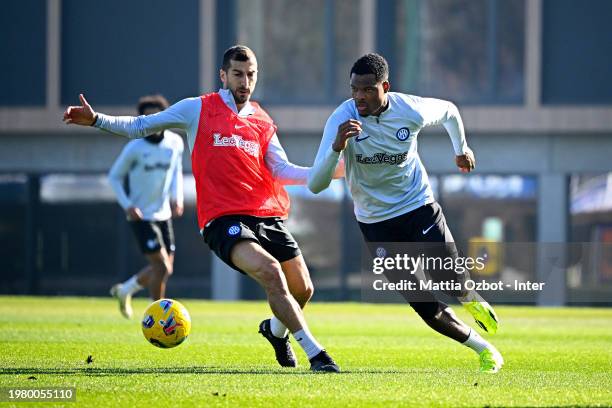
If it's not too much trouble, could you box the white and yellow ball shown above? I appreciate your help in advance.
[141,299,191,348]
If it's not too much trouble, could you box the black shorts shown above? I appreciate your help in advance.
[358,202,454,244]
[202,215,301,274]
[359,202,467,299]
[130,219,176,254]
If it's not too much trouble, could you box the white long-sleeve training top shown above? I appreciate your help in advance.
[308,92,469,224]
[108,131,184,221]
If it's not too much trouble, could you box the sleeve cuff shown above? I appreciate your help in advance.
[93,113,104,128]
[456,146,471,156]
[329,148,341,158]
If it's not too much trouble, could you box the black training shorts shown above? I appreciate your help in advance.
[358,202,467,300]
[202,215,301,274]
[130,219,175,254]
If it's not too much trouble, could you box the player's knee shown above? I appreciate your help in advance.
[255,261,289,296]
[156,265,170,278]
[294,283,314,307]
[302,282,314,303]
[411,301,445,321]
[303,283,314,302]
[149,255,170,277]
[164,263,174,277]
[163,255,174,276]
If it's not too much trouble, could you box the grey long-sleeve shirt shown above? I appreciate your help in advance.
[108,131,184,221]
[308,92,469,224]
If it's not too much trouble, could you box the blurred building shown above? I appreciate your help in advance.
[1,0,611,305]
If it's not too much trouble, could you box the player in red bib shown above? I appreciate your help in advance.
[63,45,340,372]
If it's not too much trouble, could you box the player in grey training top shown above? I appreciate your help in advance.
[308,53,504,373]
[309,80,468,224]
[108,95,184,319]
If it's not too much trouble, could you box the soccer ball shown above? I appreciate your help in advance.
[141,299,191,348]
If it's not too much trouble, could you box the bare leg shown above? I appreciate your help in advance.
[231,241,307,333]
[145,248,172,300]
[422,306,470,343]
[280,255,314,309]
[135,265,153,287]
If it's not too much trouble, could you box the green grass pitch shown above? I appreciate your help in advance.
[1,296,611,407]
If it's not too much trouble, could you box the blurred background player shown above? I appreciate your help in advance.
[309,53,503,373]
[63,45,340,372]
[108,95,184,319]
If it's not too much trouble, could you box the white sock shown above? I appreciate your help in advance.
[119,275,142,297]
[292,328,324,359]
[270,317,289,338]
[462,328,492,354]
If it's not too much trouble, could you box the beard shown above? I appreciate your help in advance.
[145,132,164,144]
[231,88,250,104]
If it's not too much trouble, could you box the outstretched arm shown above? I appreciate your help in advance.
[63,94,198,138]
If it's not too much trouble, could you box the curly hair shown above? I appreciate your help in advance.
[137,94,169,115]
[350,53,389,82]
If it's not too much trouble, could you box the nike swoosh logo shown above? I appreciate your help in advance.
[235,125,247,129]
[355,133,370,142]
[296,337,303,341]
[422,224,436,235]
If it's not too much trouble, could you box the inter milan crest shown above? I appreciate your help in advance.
[395,127,411,141]
[228,225,241,236]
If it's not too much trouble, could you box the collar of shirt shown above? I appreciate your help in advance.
[218,88,256,117]
[355,94,394,123]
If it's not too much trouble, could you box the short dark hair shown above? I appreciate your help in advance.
[350,53,389,82]
[222,45,255,71]
[137,94,169,115]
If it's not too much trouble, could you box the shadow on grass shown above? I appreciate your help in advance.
[0,367,416,376]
